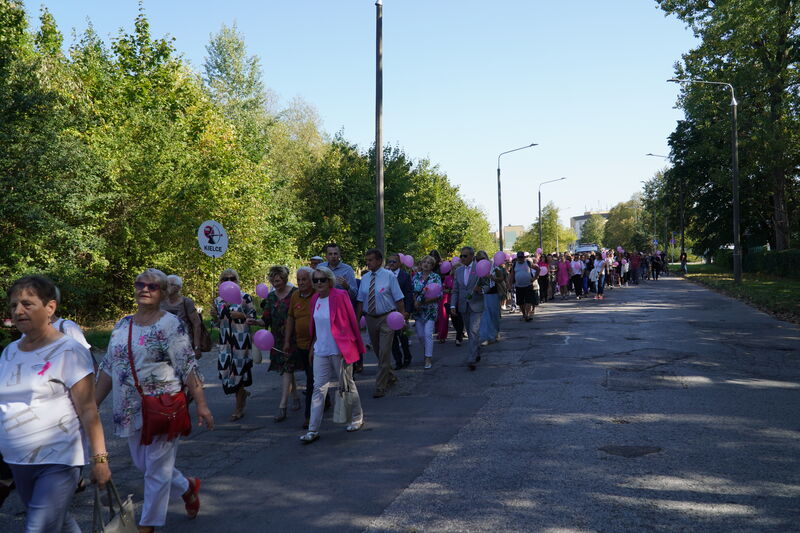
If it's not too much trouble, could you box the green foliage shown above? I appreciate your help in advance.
[580,214,606,246]
[602,195,653,252]
[517,202,576,253]
[658,0,800,250]
[0,2,494,323]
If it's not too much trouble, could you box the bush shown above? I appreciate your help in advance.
[713,248,800,279]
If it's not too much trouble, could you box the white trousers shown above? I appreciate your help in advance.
[414,319,435,358]
[309,354,363,433]
[127,432,190,527]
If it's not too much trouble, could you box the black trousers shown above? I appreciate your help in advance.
[392,331,412,366]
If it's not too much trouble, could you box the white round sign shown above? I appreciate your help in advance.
[197,220,228,258]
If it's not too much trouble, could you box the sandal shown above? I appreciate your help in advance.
[182,477,201,519]
[274,407,287,423]
[299,431,319,444]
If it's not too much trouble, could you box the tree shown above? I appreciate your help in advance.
[518,202,576,253]
[658,0,800,249]
[580,214,606,246]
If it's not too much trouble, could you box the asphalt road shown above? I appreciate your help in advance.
[1,275,799,532]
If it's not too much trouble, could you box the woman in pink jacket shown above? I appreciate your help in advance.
[300,267,366,443]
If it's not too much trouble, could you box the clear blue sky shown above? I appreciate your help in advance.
[30,1,696,231]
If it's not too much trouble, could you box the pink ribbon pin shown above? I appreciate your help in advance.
[37,362,51,375]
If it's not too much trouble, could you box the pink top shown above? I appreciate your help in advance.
[557,261,571,285]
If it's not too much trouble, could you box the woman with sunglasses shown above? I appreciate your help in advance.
[210,268,256,421]
[300,267,365,443]
[96,269,213,533]
[0,275,111,533]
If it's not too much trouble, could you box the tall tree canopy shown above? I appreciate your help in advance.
[658,0,800,251]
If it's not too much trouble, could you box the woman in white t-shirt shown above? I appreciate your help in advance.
[0,275,111,533]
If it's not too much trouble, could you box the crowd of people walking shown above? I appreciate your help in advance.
[0,243,672,532]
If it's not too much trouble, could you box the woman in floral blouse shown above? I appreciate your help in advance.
[96,268,213,533]
[210,268,256,421]
[411,255,442,369]
[249,266,299,423]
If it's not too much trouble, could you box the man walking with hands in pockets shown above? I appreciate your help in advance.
[450,247,488,370]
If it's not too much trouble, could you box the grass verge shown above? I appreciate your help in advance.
[682,263,800,324]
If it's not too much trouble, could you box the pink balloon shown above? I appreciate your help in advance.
[505,252,512,262]
[493,250,506,266]
[476,259,491,277]
[613,261,619,267]
[439,260,452,274]
[359,316,367,329]
[621,259,628,265]
[253,329,274,352]
[601,251,607,260]
[219,281,242,305]
[616,246,624,253]
[255,283,270,299]
[425,283,442,299]
[386,311,405,331]
[452,255,460,264]
[540,266,549,276]
[401,254,414,268]
[536,248,543,255]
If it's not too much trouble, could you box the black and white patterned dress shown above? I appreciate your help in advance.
[213,294,255,394]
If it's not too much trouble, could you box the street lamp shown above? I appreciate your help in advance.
[375,0,384,253]
[497,143,538,251]
[538,177,566,250]
[646,153,685,257]
[668,77,741,284]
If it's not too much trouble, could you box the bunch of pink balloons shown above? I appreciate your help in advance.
[440,260,452,274]
[219,281,242,305]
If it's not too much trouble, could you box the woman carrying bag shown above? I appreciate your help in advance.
[0,275,111,532]
[96,269,214,533]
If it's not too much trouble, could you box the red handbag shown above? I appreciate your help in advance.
[127,320,192,445]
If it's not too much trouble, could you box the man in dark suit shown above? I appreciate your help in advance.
[387,254,414,368]
[450,246,488,370]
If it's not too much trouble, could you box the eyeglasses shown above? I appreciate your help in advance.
[134,281,160,291]
[312,278,328,284]
[221,276,237,282]
[386,259,398,264]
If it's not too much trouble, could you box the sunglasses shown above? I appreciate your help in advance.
[221,276,237,282]
[134,281,161,291]
[387,259,398,264]
[312,278,328,284]
[460,254,470,258]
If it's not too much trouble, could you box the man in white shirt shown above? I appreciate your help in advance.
[356,249,406,398]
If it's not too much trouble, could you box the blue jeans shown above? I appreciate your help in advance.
[9,463,81,533]
[479,293,500,342]
[597,274,605,295]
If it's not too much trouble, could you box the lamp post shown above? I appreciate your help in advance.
[646,153,684,256]
[497,143,538,251]
[538,177,566,250]
[374,0,384,253]
[668,77,741,284]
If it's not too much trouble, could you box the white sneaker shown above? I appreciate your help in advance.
[346,420,364,432]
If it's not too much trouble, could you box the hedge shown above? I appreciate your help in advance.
[713,249,800,279]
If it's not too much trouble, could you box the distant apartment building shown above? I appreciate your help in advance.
[502,224,525,252]
[569,211,609,243]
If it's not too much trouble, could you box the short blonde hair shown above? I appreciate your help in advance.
[314,266,335,285]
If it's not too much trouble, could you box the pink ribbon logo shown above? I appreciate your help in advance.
[37,362,51,376]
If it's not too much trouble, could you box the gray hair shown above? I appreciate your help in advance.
[136,268,168,291]
[296,266,314,279]
[314,266,336,285]
[166,274,183,287]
